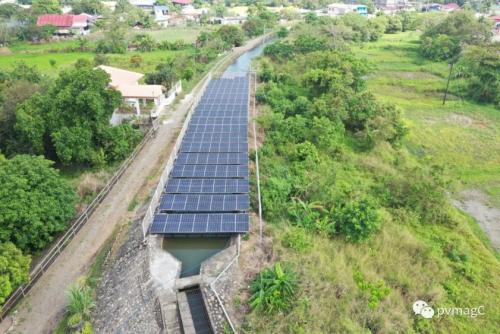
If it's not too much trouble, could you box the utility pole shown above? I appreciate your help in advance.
[442,62,454,106]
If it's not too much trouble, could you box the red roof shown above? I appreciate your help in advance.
[172,0,192,4]
[36,14,88,28]
[443,3,460,10]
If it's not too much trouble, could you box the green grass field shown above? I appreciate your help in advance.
[354,32,500,204]
[0,26,208,75]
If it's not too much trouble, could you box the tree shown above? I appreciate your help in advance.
[385,15,402,34]
[0,80,40,155]
[145,61,177,90]
[95,21,128,54]
[16,67,139,165]
[0,155,76,252]
[0,242,31,305]
[217,25,245,47]
[242,18,264,37]
[420,10,492,60]
[31,0,61,15]
[457,44,500,106]
[132,33,156,52]
[71,0,104,15]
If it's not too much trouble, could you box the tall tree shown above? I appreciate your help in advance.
[0,155,76,252]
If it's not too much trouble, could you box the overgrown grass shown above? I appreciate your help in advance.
[244,31,500,334]
[354,32,500,204]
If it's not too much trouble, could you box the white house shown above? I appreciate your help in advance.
[98,65,164,117]
[154,5,169,26]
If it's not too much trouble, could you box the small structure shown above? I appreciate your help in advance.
[172,0,192,7]
[327,3,368,16]
[130,0,155,11]
[442,3,460,12]
[98,65,165,117]
[421,3,441,12]
[36,14,90,35]
[211,16,247,25]
[154,5,170,26]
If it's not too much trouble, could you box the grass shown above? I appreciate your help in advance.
[353,32,500,204]
[245,31,500,334]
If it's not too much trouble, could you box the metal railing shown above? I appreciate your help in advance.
[0,119,158,321]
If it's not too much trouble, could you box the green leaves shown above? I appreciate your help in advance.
[0,242,30,305]
[14,67,137,166]
[249,263,298,314]
[353,271,391,309]
[333,198,381,243]
[0,155,76,252]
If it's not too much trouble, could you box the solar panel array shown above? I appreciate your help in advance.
[151,77,250,235]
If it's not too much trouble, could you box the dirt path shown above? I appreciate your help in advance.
[1,96,193,334]
[453,190,500,251]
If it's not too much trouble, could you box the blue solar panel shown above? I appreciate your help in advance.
[183,133,247,142]
[159,194,249,212]
[179,142,247,153]
[186,124,247,134]
[165,179,249,193]
[175,153,248,165]
[150,213,249,234]
[171,164,248,178]
[190,117,247,125]
[150,76,251,235]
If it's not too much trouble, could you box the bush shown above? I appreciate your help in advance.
[385,16,402,34]
[333,198,381,242]
[0,242,30,305]
[282,227,312,252]
[67,284,95,319]
[217,25,245,47]
[353,271,391,309]
[249,263,297,313]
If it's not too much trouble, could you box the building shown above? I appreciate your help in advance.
[327,3,368,16]
[97,65,165,117]
[36,14,90,35]
[172,0,192,7]
[129,0,155,11]
[421,3,442,12]
[442,3,460,12]
[154,5,169,26]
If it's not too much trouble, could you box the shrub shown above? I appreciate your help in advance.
[67,284,95,319]
[333,198,381,242]
[353,271,391,309]
[249,263,297,313]
[217,25,245,47]
[282,227,312,252]
[0,242,30,305]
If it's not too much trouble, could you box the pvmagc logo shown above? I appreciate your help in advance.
[413,300,435,319]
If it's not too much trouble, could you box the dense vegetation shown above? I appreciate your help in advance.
[244,15,499,333]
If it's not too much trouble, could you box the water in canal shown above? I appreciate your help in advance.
[163,237,230,278]
[223,38,275,75]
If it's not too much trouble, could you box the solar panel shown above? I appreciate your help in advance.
[150,213,249,234]
[165,179,249,194]
[149,76,251,235]
[159,194,249,212]
[179,142,248,153]
[171,164,248,178]
[183,133,247,142]
[175,153,248,165]
[190,117,247,125]
[186,124,247,134]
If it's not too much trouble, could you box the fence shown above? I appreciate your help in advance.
[0,119,158,321]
